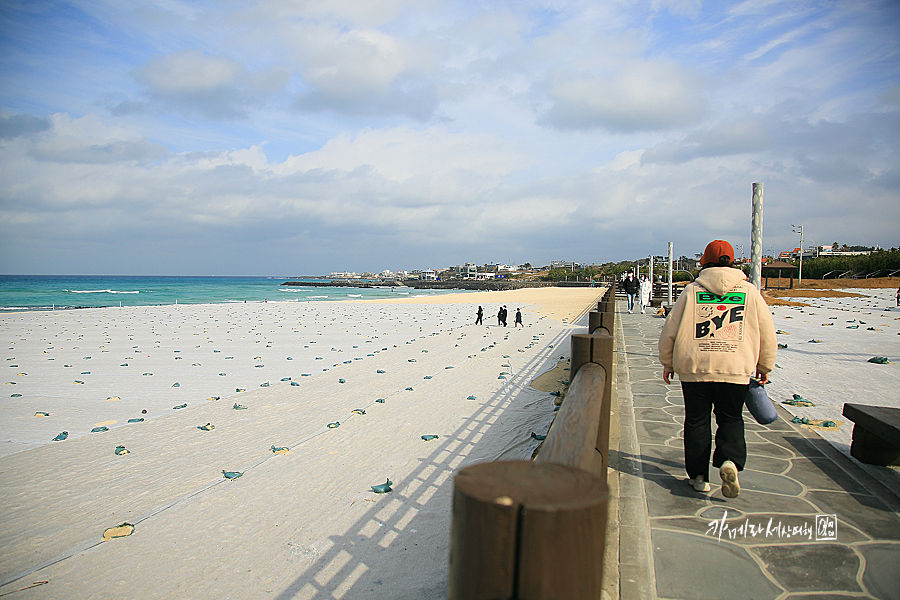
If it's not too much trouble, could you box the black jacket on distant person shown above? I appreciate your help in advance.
[622,276,640,295]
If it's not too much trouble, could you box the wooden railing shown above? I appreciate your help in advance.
[448,285,617,600]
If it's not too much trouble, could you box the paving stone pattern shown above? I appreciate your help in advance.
[615,302,900,600]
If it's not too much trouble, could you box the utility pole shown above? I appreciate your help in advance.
[791,224,804,284]
[667,242,674,306]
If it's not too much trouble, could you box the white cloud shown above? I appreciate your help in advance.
[125,49,289,119]
[538,60,709,132]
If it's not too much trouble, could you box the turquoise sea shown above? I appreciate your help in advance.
[0,275,466,311]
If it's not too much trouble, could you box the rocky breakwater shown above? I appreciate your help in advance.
[281,280,406,288]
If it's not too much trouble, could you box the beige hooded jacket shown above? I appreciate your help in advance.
[658,267,777,384]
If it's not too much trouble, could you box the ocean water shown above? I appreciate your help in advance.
[0,275,467,311]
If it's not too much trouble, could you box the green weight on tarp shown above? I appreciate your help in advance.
[371,479,393,493]
[198,423,214,431]
[115,445,129,455]
[531,432,547,441]
[173,403,187,409]
[550,391,561,397]
[377,370,386,374]
[11,393,21,397]
[233,403,247,410]
[406,387,414,391]
[351,408,366,415]
[421,435,439,441]
[778,343,788,349]
[327,421,340,428]
[820,420,837,427]
[281,377,291,381]
[791,416,809,424]
[91,426,108,433]
[271,445,289,453]
[128,418,144,423]
[52,431,68,441]
[376,398,385,403]
[260,382,269,387]
[223,470,242,480]
[172,382,180,387]
[290,381,299,386]
[783,394,814,407]
[868,356,892,364]
[808,339,822,343]
[338,379,346,383]
[467,395,476,400]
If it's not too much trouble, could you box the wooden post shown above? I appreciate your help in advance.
[588,311,613,336]
[449,461,608,600]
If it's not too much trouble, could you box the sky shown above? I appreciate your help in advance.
[1,0,898,276]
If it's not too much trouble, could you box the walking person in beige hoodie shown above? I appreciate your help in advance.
[658,240,777,497]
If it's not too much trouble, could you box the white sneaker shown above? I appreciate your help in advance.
[690,476,710,492]
[720,461,740,498]
[641,308,645,314]
[628,309,633,313]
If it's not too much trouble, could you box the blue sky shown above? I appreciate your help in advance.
[1,0,898,275]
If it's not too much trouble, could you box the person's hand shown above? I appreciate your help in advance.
[756,370,769,385]
[663,370,674,384]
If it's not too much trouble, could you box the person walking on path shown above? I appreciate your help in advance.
[622,272,640,313]
[501,306,508,327]
[497,306,504,326]
[514,308,523,327]
[639,275,651,314]
[475,306,483,325]
[658,240,777,498]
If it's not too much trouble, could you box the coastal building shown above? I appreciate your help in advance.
[549,261,580,270]
[455,263,479,279]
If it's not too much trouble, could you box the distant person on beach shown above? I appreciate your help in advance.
[658,240,777,499]
[476,306,483,325]
[514,308,523,327]
[639,275,651,314]
[622,272,640,313]
[501,306,508,327]
[896,286,899,306]
[497,306,503,326]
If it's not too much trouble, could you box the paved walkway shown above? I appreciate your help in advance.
[611,302,900,600]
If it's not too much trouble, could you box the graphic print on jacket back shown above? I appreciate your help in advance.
[694,289,745,353]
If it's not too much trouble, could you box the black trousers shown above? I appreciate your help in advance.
[681,381,748,482]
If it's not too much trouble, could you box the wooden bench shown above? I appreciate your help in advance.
[842,403,900,466]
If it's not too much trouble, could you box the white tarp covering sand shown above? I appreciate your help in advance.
[0,287,604,599]
[764,288,900,457]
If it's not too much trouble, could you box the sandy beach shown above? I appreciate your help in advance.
[0,287,605,599]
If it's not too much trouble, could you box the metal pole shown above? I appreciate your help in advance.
[792,224,804,284]
[750,183,764,289]
[648,256,654,300]
[667,242,674,306]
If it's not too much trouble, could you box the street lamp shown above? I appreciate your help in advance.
[735,244,744,263]
[791,224,804,284]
